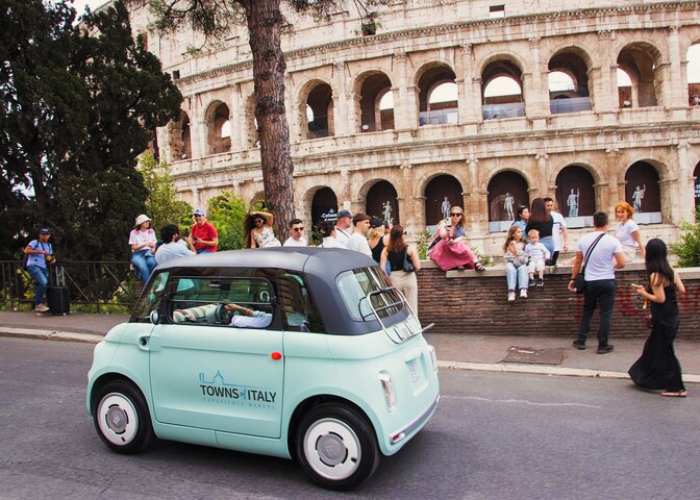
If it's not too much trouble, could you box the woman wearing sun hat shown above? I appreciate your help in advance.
[129,214,157,281]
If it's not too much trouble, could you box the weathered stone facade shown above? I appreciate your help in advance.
[127,0,700,253]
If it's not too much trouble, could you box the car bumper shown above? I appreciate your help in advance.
[384,394,440,455]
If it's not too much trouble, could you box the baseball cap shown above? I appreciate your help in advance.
[337,209,352,219]
[39,228,50,235]
[193,208,205,217]
[370,217,383,228]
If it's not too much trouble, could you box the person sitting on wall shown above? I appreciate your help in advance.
[245,210,281,248]
[188,208,219,254]
[511,205,530,243]
[428,206,486,272]
[614,201,645,262]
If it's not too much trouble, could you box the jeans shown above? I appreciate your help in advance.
[577,279,616,346]
[131,251,156,282]
[540,236,555,257]
[505,262,529,291]
[27,265,49,306]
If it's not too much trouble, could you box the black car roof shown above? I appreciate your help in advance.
[155,247,376,277]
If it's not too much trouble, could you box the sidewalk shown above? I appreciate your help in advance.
[1,311,698,382]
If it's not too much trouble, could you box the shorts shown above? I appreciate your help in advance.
[528,258,546,274]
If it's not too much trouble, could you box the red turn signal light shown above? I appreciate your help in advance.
[271,352,282,361]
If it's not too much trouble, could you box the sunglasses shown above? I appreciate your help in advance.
[450,212,463,217]
[254,219,264,224]
[293,227,304,232]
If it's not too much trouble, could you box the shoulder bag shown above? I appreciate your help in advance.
[574,233,605,294]
[403,248,416,273]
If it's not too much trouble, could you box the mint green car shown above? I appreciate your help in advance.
[87,248,439,490]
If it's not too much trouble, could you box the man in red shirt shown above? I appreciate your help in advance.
[188,208,219,253]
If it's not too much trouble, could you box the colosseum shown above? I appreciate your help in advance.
[126,0,700,254]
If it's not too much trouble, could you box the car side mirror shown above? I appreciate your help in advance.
[149,310,159,325]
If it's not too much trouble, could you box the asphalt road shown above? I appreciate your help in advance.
[1,337,698,500]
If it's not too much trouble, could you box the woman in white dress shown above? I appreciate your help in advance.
[245,211,281,248]
[614,201,645,261]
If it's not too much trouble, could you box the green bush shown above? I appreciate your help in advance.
[207,192,248,251]
[671,208,700,268]
[141,151,193,234]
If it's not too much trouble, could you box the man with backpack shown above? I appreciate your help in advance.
[23,228,55,313]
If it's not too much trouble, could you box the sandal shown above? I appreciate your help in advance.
[660,391,688,398]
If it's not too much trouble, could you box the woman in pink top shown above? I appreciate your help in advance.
[428,206,486,272]
[129,214,157,282]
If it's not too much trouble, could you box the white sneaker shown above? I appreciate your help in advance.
[520,289,528,299]
[507,291,516,302]
[35,304,49,313]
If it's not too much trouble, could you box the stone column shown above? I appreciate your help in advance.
[667,25,688,113]
[458,44,479,130]
[232,84,244,151]
[399,162,417,236]
[340,168,352,210]
[333,62,349,137]
[677,141,696,223]
[535,152,548,198]
[191,187,201,210]
[192,96,207,158]
[524,37,549,126]
[605,147,622,214]
[594,30,618,120]
[393,52,418,131]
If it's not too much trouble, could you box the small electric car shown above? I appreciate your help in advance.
[87,248,439,490]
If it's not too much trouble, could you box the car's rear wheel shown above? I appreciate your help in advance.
[295,403,380,490]
[93,380,153,454]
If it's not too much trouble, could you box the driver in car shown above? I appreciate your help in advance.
[173,302,272,328]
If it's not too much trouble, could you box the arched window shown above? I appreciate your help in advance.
[366,180,400,225]
[311,187,339,226]
[694,161,700,207]
[548,49,593,114]
[625,162,662,224]
[617,68,634,108]
[305,83,334,139]
[688,43,700,106]
[482,60,525,120]
[418,65,458,126]
[424,175,463,226]
[487,171,529,232]
[358,72,393,132]
[169,111,192,160]
[617,43,661,108]
[555,166,596,226]
[206,101,232,154]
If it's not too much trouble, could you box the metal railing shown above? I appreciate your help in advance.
[419,109,459,126]
[550,96,593,114]
[0,260,139,312]
[482,102,525,120]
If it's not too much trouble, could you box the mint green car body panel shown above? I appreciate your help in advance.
[87,252,440,462]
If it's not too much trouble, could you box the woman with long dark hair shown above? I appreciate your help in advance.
[629,238,687,397]
[244,211,281,248]
[525,198,555,258]
[380,225,421,315]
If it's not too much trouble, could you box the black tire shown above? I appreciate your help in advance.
[295,402,380,491]
[92,380,154,454]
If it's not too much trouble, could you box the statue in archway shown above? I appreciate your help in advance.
[440,196,451,221]
[567,187,580,217]
[382,201,393,226]
[503,192,515,220]
[632,184,646,212]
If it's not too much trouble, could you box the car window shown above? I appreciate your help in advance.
[131,271,170,322]
[277,273,325,333]
[337,267,404,322]
[168,276,274,329]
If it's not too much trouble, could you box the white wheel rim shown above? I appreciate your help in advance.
[303,418,362,481]
[97,393,139,446]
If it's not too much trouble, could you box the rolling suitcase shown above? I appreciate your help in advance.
[48,266,70,315]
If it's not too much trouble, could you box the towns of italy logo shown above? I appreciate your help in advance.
[198,370,277,409]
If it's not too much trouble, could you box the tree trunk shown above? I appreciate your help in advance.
[243,0,295,241]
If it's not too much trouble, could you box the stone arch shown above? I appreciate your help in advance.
[548,161,603,188]
[555,165,597,219]
[297,79,335,139]
[168,110,192,161]
[359,179,401,225]
[547,46,594,114]
[694,160,700,208]
[687,42,700,106]
[204,100,231,154]
[487,170,530,224]
[415,62,458,126]
[354,70,394,132]
[424,174,464,225]
[304,185,339,227]
[616,41,664,108]
[624,161,663,222]
[481,56,525,120]
[477,51,527,77]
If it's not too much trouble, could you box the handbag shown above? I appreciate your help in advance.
[574,233,605,294]
[403,250,415,273]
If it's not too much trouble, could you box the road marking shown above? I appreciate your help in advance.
[441,395,603,409]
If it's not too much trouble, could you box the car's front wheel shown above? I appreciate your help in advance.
[93,380,153,454]
[295,403,380,490]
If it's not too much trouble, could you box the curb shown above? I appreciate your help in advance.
[2,327,699,384]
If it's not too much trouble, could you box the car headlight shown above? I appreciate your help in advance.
[378,371,397,411]
[427,345,438,372]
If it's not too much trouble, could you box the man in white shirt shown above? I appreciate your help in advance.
[545,197,568,266]
[346,213,372,257]
[155,224,195,265]
[283,218,308,247]
[568,212,625,354]
[334,210,353,248]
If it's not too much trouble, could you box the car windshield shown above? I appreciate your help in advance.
[337,267,405,322]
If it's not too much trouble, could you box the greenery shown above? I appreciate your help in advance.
[416,229,433,260]
[141,151,193,235]
[0,0,182,261]
[206,192,248,250]
[671,207,700,267]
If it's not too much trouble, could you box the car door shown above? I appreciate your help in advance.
[148,273,285,439]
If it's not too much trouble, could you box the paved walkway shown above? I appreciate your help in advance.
[2,311,698,380]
